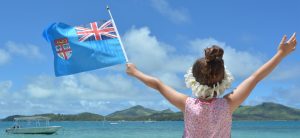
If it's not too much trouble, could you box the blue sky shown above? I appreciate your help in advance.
[0,0,299,118]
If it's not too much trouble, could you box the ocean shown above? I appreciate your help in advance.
[1,121,300,138]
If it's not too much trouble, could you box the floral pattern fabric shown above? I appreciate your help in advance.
[183,97,232,138]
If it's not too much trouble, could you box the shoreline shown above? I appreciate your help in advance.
[1,120,300,122]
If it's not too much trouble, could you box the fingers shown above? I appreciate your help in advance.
[292,33,297,43]
[280,35,287,45]
[287,32,296,43]
[291,39,297,48]
[290,33,297,46]
[126,63,137,69]
[292,32,296,41]
[126,62,133,67]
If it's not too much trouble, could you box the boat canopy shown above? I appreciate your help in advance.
[14,116,50,121]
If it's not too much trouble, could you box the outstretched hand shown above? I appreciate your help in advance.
[126,63,138,76]
[278,33,297,57]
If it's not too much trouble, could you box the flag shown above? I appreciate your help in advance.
[43,20,126,76]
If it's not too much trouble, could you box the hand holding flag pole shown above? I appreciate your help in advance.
[106,5,129,63]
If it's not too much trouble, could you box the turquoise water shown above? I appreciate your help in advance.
[1,121,300,138]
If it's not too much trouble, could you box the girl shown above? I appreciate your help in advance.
[126,33,297,138]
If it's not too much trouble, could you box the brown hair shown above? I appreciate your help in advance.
[192,45,225,88]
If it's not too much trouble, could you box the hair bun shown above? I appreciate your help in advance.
[204,45,224,62]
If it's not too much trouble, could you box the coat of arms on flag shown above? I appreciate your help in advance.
[54,38,72,60]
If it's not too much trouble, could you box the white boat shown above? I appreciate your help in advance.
[5,116,62,135]
[143,119,156,123]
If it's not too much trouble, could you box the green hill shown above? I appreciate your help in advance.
[1,112,104,121]
[2,102,300,121]
[233,102,300,120]
[106,106,182,121]
[106,102,300,121]
[107,105,158,121]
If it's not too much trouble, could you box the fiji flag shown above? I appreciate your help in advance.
[43,20,126,76]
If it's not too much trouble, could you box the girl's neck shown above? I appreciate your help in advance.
[197,97,216,104]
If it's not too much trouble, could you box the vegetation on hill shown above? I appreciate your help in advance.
[1,112,104,122]
[233,102,300,120]
[2,102,300,121]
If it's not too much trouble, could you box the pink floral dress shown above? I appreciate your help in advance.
[183,97,232,138]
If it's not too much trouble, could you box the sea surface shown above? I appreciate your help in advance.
[1,121,300,138]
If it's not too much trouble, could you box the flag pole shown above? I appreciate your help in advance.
[106,5,129,63]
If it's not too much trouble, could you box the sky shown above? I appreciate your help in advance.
[0,0,300,118]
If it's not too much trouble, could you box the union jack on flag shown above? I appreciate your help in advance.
[75,20,118,42]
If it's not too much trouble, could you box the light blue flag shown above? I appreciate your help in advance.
[43,20,126,76]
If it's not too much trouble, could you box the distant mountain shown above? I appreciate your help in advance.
[1,115,24,122]
[106,106,182,121]
[107,105,158,121]
[1,112,104,122]
[52,112,104,121]
[2,102,300,121]
[233,102,300,120]
[106,102,300,121]
[160,109,174,114]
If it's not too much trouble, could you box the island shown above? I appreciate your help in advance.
[2,102,300,121]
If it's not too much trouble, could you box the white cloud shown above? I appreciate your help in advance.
[272,85,300,107]
[0,73,165,117]
[79,100,110,109]
[245,84,300,108]
[270,64,300,81]
[26,84,54,99]
[0,41,44,65]
[151,0,189,23]
[0,49,10,65]
[1,27,279,118]
[0,27,195,116]
[124,27,169,71]
[24,73,145,101]
[189,38,263,78]
[124,27,193,89]
[0,37,188,117]
[157,72,185,89]
[5,41,44,59]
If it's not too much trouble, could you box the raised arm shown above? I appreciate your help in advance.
[126,63,188,111]
[225,33,297,113]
